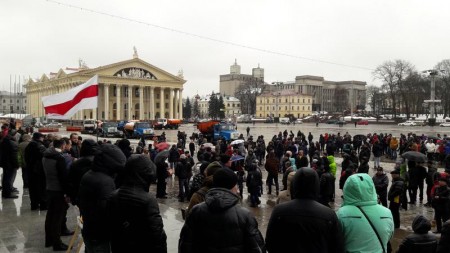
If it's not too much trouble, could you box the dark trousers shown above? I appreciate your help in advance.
[435,209,450,232]
[156,178,166,198]
[45,191,67,246]
[21,166,29,188]
[178,178,189,201]
[409,186,418,203]
[418,181,424,202]
[426,184,433,204]
[389,201,400,228]
[29,171,47,208]
[1,167,16,196]
[378,191,388,207]
[266,174,279,194]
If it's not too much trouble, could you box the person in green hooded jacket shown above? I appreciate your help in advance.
[337,173,394,253]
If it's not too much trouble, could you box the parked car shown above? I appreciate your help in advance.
[440,122,450,127]
[295,119,303,124]
[326,119,338,124]
[357,120,369,125]
[398,121,417,126]
[45,121,62,128]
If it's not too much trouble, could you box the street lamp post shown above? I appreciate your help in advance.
[423,69,443,126]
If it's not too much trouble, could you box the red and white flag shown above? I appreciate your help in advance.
[42,75,98,119]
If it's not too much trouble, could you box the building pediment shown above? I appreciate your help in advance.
[80,58,185,83]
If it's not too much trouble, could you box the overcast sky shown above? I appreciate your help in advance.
[1,0,450,98]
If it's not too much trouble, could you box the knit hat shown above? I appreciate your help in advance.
[213,168,238,189]
[32,132,44,140]
[390,170,400,175]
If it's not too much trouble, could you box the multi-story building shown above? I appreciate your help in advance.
[25,51,186,120]
[197,93,241,118]
[219,60,264,97]
[0,91,26,114]
[267,75,366,112]
[256,89,313,118]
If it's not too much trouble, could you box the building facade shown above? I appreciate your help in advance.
[25,56,186,120]
[197,93,241,118]
[0,91,26,114]
[267,75,366,112]
[256,89,313,118]
[219,60,264,97]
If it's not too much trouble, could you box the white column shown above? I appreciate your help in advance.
[160,88,165,118]
[174,89,179,118]
[179,88,183,119]
[139,86,144,120]
[116,85,121,120]
[150,87,155,119]
[104,84,110,120]
[128,85,133,120]
[169,88,174,119]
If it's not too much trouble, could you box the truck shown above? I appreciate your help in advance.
[98,121,123,137]
[153,118,182,130]
[81,119,97,134]
[196,120,240,141]
[123,121,154,139]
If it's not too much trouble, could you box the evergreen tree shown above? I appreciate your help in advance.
[193,99,200,118]
[183,97,192,119]
[208,92,218,119]
[218,95,226,119]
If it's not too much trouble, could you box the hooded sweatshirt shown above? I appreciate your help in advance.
[337,174,394,253]
[327,155,337,177]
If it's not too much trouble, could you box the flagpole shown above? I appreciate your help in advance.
[96,80,99,142]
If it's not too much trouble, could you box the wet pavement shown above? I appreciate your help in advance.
[1,122,447,252]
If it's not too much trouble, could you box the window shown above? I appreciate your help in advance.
[10,99,12,103]
[16,100,19,103]
[165,103,168,108]
[113,86,117,96]
[298,99,300,103]
[227,103,230,107]
[135,88,139,97]
[273,106,275,110]
[124,87,128,97]
[285,98,287,102]
[308,99,311,103]
[285,106,287,110]
[297,106,299,110]
[24,100,26,103]
[303,99,305,103]
[165,94,168,99]
[303,106,304,110]
[267,106,269,110]
[260,114,262,117]
[156,103,160,109]
[273,99,275,103]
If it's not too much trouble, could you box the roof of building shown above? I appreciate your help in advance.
[197,93,240,102]
[259,89,312,97]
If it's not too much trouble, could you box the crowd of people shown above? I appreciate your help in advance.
[1,120,450,252]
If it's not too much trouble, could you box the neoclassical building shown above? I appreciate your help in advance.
[25,54,186,121]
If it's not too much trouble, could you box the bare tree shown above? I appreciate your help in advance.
[373,60,414,118]
[235,79,267,115]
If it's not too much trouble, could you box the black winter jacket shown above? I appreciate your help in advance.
[388,178,404,201]
[78,144,126,241]
[179,188,265,253]
[107,154,166,253]
[42,147,68,193]
[373,173,389,195]
[437,220,450,253]
[397,215,437,253]
[68,155,94,205]
[24,139,46,175]
[320,171,335,197]
[0,135,19,170]
[175,160,192,179]
[266,167,344,253]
